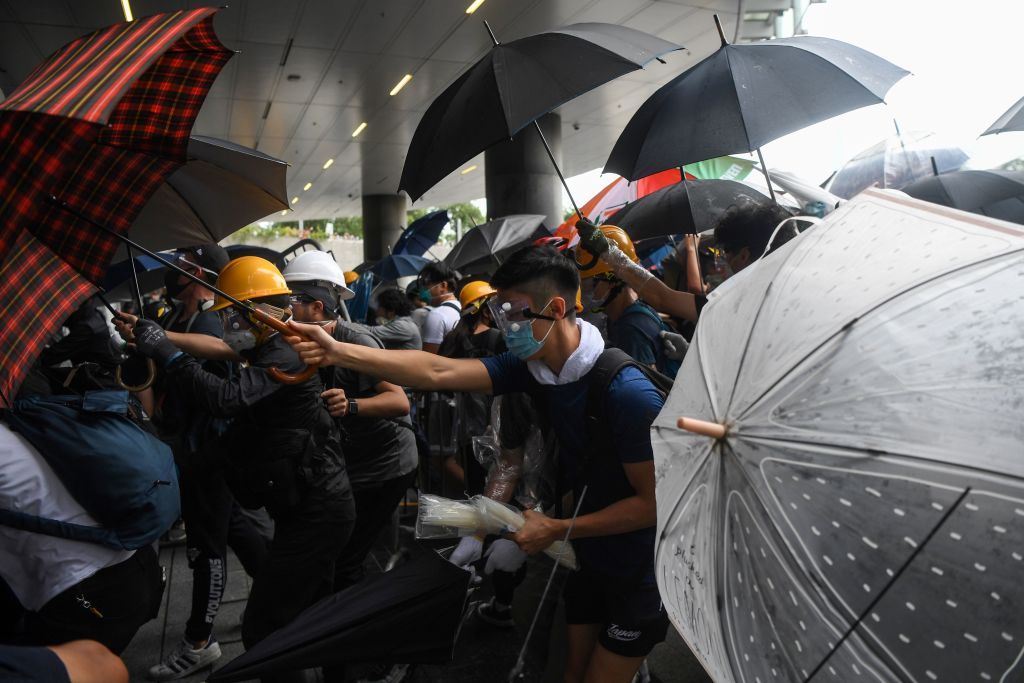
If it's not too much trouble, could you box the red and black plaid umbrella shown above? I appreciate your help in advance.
[0,8,233,405]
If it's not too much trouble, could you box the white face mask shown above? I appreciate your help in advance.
[223,328,257,352]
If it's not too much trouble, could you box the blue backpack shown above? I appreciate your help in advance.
[0,390,180,550]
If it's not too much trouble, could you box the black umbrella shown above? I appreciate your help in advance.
[902,170,1024,225]
[399,22,680,216]
[608,178,771,240]
[443,214,548,276]
[604,15,908,200]
[982,95,1024,136]
[209,553,471,682]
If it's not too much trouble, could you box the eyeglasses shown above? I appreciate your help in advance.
[288,294,317,305]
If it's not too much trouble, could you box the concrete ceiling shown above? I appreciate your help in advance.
[0,0,809,220]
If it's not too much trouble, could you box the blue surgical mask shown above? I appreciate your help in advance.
[503,301,555,360]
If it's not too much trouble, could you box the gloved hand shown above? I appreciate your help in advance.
[449,535,483,569]
[575,218,609,259]
[483,538,528,575]
[133,319,181,367]
[659,329,689,361]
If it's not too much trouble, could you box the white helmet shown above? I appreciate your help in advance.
[282,250,355,301]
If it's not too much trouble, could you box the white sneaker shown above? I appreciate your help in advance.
[356,663,411,683]
[147,637,222,681]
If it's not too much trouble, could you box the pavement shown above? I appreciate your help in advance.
[121,522,712,683]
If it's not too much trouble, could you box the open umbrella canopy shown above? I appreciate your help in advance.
[605,27,908,181]
[0,8,232,406]
[902,170,1024,225]
[370,254,433,282]
[394,210,449,257]
[827,131,969,200]
[102,251,175,302]
[653,189,1024,683]
[400,23,679,201]
[443,214,548,276]
[209,553,471,682]
[982,94,1024,136]
[608,179,771,241]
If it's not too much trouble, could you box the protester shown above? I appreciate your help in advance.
[363,288,422,350]
[0,641,129,683]
[712,202,798,274]
[115,245,271,681]
[128,256,355,669]
[416,263,461,354]
[578,227,682,379]
[405,281,432,335]
[286,246,667,683]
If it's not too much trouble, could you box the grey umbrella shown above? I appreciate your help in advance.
[443,214,547,276]
[605,16,908,200]
[982,95,1024,136]
[114,135,289,258]
[654,189,1024,683]
[902,169,1024,225]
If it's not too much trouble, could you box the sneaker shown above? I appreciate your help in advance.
[475,598,514,628]
[356,663,411,683]
[147,637,221,681]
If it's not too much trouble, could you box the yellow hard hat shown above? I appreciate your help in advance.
[211,256,291,311]
[575,225,638,280]
[343,270,359,285]
[459,280,497,312]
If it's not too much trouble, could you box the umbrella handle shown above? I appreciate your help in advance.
[574,247,601,272]
[677,416,727,439]
[115,358,157,392]
[247,306,319,385]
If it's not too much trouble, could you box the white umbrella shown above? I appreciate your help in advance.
[653,189,1024,683]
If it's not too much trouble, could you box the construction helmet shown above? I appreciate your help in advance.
[459,280,497,313]
[574,225,638,280]
[343,271,359,285]
[283,251,355,301]
[211,256,291,311]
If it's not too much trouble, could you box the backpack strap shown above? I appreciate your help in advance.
[0,508,122,549]
[439,301,462,313]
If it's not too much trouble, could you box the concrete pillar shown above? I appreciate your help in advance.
[361,193,407,262]
[485,112,563,229]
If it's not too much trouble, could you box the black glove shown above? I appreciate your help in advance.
[575,218,608,257]
[133,319,181,367]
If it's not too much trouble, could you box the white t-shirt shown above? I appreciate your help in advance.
[422,299,462,345]
[0,424,132,611]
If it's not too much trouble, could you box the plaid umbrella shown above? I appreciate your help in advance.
[0,8,232,406]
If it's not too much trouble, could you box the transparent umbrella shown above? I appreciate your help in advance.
[653,189,1024,683]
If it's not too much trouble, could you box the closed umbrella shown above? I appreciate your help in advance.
[902,169,1024,225]
[393,209,449,257]
[443,215,547,276]
[982,94,1024,136]
[605,15,908,200]
[607,179,771,241]
[654,189,1024,683]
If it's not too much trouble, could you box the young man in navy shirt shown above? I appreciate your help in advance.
[286,246,668,683]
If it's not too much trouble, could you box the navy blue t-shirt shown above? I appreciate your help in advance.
[609,302,680,379]
[481,351,664,578]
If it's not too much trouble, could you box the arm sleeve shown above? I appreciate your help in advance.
[167,357,281,418]
[421,310,447,345]
[480,352,533,396]
[607,367,664,464]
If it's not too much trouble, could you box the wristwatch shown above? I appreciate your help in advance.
[348,398,359,416]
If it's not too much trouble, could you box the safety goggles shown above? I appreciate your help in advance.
[172,250,212,276]
[288,293,318,306]
[487,297,555,335]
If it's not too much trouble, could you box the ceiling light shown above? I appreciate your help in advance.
[390,74,413,96]
[280,210,288,216]
[352,122,367,137]
[291,197,299,205]
[460,164,478,174]
[303,182,312,191]
[323,158,334,170]
[121,0,133,21]
[465,0,485,14]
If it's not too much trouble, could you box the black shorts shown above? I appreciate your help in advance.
[563,569,669,658]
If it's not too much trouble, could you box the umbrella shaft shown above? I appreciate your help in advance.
[532,120,584,221]
[755,148,777,202]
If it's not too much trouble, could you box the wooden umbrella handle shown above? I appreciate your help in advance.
[248,307,319,386]
[115,357,157,392]
[677,417,727,439]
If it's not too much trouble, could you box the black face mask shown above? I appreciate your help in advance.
[163,270,190,299]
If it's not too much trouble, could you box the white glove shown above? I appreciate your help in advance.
[449,535,483,568]
[604,243,654,287]
[659,329,689,361]
[483,538,528,575]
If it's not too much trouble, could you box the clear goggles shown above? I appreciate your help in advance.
[487,297,556,335]
[172,250,213,276]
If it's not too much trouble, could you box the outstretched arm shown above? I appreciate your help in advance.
[286,321,493,393]
[604,243,699,322]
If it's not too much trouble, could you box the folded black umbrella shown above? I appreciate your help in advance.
[209,554,471,682]
[902,170,1024,225]
[608,179,771,241]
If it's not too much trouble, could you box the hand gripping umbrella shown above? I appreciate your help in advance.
[399,23,680,218]
[653,189,1024,683]
[902,169,1024,226]
[605,15,909,201]
[209,553,472,682]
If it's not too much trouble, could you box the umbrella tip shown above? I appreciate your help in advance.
[677,416,727,439]
[713,14,729,46]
